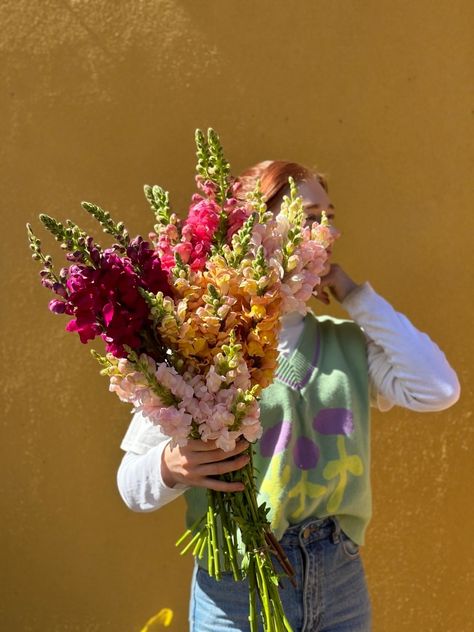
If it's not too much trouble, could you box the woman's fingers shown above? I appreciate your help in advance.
[198,452,250,478]
[314,290,330,305]
[189,439,250,464]
[186,439,221,451]
[163,438,251,491]
[200,477,246,493]
[317,262,359,303]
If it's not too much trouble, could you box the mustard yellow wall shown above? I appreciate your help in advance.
[2,1,472,630]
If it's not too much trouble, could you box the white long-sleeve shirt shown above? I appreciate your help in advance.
[116,282,460,513]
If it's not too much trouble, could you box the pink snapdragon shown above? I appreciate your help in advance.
[240,400,262,443]
[157,406,193,446]
[156,363,195,402]
[109,370,149,403]
[152,224,179,272]
[106,351,261,451]
[224,197,249,240]
[180,195,221,271]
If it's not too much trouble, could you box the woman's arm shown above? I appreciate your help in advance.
[117,411,249,512]
[117,441,188,512]
[341,281,461,412]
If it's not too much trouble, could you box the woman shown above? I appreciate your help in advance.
[117,160,460,631]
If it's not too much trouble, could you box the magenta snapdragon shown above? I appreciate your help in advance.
[49,245,168,357]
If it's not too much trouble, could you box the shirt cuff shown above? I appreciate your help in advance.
[341,281,374,313]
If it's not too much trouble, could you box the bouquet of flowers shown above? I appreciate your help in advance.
[27,129,335,632]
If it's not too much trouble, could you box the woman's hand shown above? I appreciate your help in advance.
[161,438,250,492]
[316,263,361,305]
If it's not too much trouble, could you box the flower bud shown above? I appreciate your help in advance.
[48,298,66,314]
[53,282,67,297]
[90,248,101,265]
[41,277,54,289]
[287,255,299,271]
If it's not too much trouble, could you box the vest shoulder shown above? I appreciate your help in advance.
[307,311,361,332]
[306,310,366,346]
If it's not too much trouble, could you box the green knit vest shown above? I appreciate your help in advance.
[184,311,371,558]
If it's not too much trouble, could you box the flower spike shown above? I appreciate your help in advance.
[144,184,177,231]
[80,201,130,248]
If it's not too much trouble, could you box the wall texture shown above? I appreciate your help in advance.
[2,1,473,630]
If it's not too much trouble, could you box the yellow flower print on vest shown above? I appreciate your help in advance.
[323,435,363,513]
[288,436,326,519]
[260,452,292,530]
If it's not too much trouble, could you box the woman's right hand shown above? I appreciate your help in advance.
[161,438,250,492]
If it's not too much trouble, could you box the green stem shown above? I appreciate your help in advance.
[207,511,214,577]
[180,530,202,556]
[248,556,259,632]
[175,513,205,548]
[217,492,241,580]
[192,533,206,557]
[255,554,275,632]
[207,491,221,580]
[197,534,207,559]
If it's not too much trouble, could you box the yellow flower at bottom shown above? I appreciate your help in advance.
[140,607,174,630]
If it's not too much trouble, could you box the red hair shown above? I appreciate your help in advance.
[236,160,328,207]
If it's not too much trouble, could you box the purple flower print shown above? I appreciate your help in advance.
[293,436,320,470]
[313,408,354,436]
[260,421,292,457]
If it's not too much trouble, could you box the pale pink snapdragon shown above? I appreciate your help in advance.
[250,221,281,257]
[215,429,243,452]
[206,365,227,393]
[199,403,235,442]
[240,400,262,443]
[109,370,149,403]
[310,222,334,249]
[134,388,167,420]
[155,363,194,401]
[157,406,193,446]
[273,213,291,242]
[226,359,251,390]
[215,386,237,408]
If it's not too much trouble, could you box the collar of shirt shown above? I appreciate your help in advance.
[278,311,305,357]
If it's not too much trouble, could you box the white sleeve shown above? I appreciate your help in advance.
[341,282,461,413]
[116,411,189,512]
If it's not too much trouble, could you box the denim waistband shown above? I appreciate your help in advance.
[279,516,341,547]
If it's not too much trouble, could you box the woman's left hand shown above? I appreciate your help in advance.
[315,263,361,305]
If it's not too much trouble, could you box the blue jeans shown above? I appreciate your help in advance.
[189,516,372,632]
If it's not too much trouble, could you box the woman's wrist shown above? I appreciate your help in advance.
[340,281,370,306]
[161,443,177,489]
[325,264,361,303]
[336,277,359,302]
